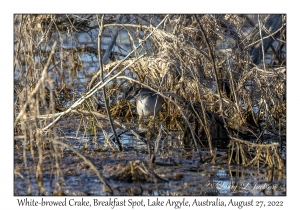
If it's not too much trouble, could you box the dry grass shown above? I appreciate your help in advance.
[14,14,286,195]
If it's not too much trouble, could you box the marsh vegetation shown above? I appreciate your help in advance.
[14,14,286,195]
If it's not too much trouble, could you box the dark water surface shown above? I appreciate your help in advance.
[14,127,286,196]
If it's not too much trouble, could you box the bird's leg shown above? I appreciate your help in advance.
[151,96,160,128]
[138,115,142,127]
[138,115,146,130]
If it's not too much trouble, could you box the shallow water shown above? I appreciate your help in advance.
[14,127,286,196]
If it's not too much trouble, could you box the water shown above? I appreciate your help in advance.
[14,127,286,196]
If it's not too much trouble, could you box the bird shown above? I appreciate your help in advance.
[126,88,163,121]
[134,88,163,120]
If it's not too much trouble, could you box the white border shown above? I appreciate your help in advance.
[3,0,296,209]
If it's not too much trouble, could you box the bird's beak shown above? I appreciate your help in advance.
[125,93,135,100]
[124,86,135,100]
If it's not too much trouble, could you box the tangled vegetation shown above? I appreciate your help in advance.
[14,14,286,195]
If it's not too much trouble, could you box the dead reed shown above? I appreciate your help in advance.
[14,14,286,195]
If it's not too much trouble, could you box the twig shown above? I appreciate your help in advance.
[258,15,267,71]
[97,14,122,151]
[14,41,57,128]
[244,23,286,49]
[87,15,123,90]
